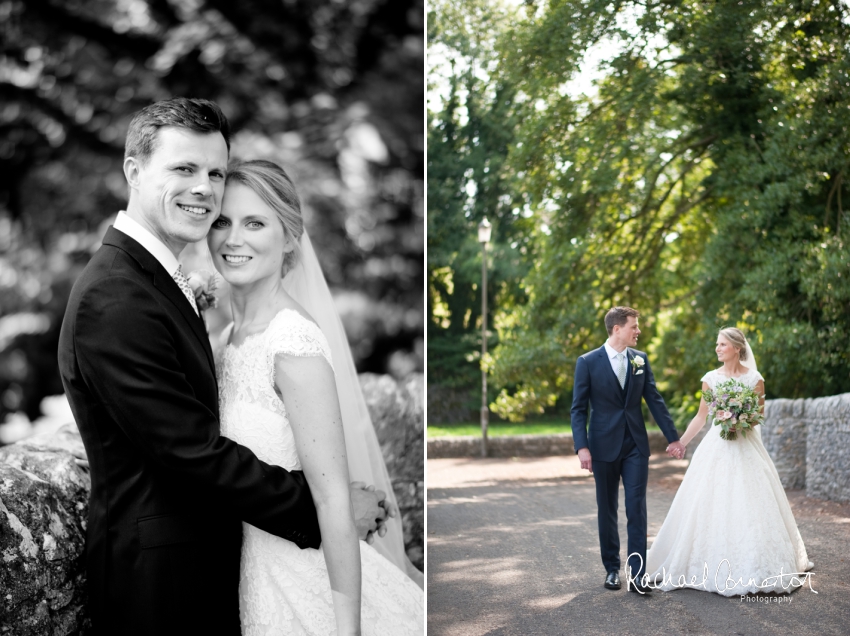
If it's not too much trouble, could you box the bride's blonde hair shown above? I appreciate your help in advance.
[225,159,303,276]
[718,327,748,361]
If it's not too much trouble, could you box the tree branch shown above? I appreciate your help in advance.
[23,0,162,60]
[0,82,122,155]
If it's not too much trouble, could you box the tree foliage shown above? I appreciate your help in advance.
[427,0,530,418]
[0,0,423,422]
[429,0,850,423]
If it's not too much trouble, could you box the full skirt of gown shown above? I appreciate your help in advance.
[646,369,811,596]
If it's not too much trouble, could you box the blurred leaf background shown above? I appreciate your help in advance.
[0,0,423,437]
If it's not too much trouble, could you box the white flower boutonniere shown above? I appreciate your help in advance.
[630,355,645,375]
[187,270,220,312]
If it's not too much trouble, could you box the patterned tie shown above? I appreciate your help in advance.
[172,264,199,316]
[616,352,627,389]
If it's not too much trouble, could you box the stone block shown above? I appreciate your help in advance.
[0,424,90,635]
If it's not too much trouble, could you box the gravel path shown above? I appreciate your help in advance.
[427,455,850,635]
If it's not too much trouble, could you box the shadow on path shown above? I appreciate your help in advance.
[427,455,850,636]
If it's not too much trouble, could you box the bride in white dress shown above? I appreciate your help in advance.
[207,159,423,634]
[646,328,811,596]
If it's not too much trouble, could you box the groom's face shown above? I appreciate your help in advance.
[615,316,641,347]
[126,126,228,254]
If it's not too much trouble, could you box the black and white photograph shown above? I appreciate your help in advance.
[0,1,424,634]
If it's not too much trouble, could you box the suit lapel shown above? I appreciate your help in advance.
[155,274,216,374]
[102,227,216,377]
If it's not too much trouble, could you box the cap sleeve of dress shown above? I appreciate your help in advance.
[700,370,715,387]
[265,310,334,391]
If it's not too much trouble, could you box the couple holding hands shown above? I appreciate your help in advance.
[571,307,811,596]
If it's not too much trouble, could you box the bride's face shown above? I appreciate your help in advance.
[715,335,740,362]
[208,182,290,287]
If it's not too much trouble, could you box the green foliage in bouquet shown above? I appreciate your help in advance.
[703,379,764,441]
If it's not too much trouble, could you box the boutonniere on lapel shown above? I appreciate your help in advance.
[630,355,645,375]
[187,270,220,312]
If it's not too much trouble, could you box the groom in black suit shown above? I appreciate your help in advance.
[571,307,684,594]
[58,98,390,635]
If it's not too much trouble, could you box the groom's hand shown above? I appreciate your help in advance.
[349,481,397,544]
[577,448,593,473]
[350,482,381,542]
[666,441,686,459]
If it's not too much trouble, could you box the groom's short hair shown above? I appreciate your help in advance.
[605,306,640,335]
[125,97,231,165]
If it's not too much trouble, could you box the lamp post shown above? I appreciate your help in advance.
[477,217,492,458]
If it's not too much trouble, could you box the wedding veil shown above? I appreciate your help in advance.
[740,340,759,375]
[281,231,413,577]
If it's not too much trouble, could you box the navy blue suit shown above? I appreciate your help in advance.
[570,345,679,581]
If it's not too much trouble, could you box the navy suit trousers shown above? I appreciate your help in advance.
[592,426,649,581]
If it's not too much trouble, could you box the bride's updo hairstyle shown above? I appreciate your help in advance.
[225,159,303,275]
[719,327,748,361]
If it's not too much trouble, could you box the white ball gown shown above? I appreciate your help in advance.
[646,368,812,596]
[216,309,424,635]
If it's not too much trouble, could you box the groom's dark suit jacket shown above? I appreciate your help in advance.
[571,346,678,461]
[58,228,321,636]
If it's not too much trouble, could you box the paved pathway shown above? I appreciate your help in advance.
[427,455,850,635]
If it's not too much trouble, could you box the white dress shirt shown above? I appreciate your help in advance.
[604,341,629,376]
[113,211,181,277]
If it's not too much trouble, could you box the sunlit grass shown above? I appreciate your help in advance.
[427,422,663,437]
[427,422,570,438]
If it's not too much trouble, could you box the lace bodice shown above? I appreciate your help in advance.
[701,367,764,391]
[215,309,333,471]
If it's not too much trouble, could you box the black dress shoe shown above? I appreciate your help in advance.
[627,581,652,595]
[604,571,621,590]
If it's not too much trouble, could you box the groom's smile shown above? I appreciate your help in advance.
[177,203,212,216]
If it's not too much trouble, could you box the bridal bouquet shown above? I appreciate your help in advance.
[703,379,764,440]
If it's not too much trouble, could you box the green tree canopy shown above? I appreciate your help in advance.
[429,0,850,424]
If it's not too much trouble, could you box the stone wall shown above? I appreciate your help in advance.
[0,374,423,635]
[804,393,850,502]
[0,426,90,635]
[427,430,678,459]
[430,393,850,503]
[762,398,808,490]
[359,373,424,570]
[761,393,850,501]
